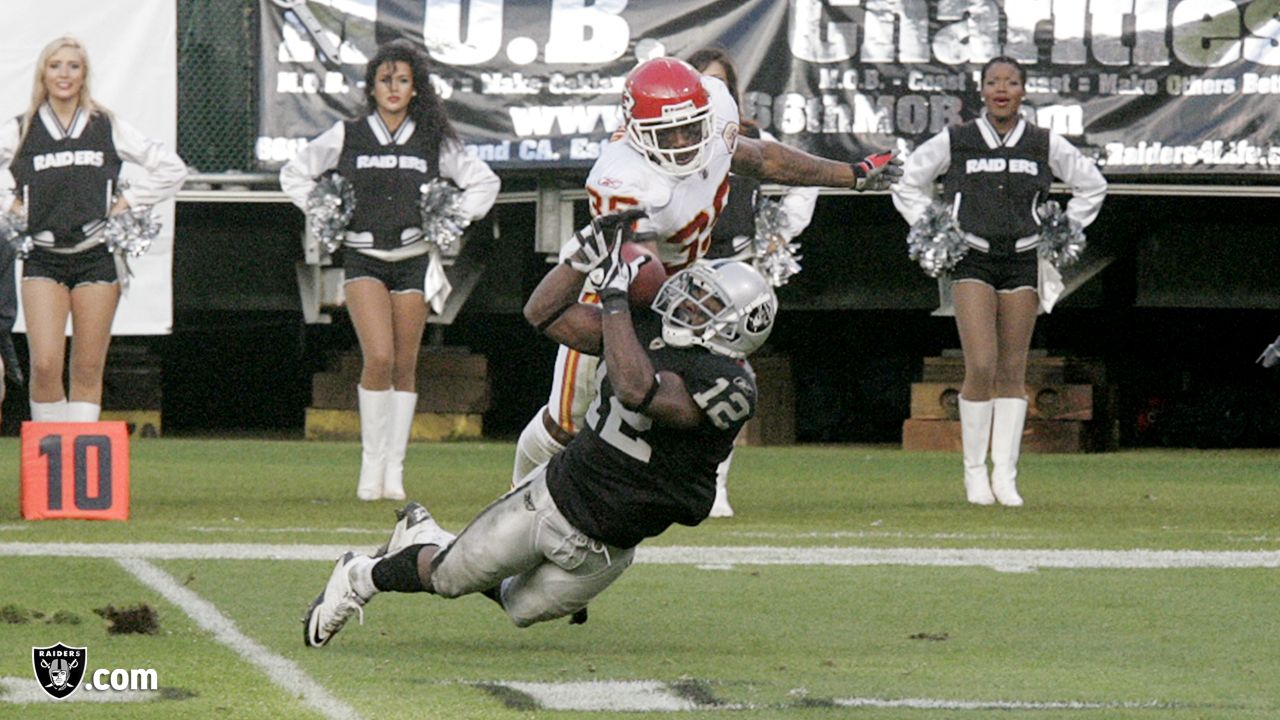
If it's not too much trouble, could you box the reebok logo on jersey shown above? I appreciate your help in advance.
[965,158,1039,176]
[355,154,429,173]
[33,150,104,171]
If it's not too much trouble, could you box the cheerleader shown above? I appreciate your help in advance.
[893,56,1106,506]
[281,40,499,501]
[688,47,819,518]
[0,36,188,423]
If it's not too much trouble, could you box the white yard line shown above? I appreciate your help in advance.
[0,678,149,704]
[832,697,1174,710]
[0,542,1278,570]
[114,558,362,720]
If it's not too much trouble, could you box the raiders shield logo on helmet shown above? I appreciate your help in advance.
[32,643,87,699]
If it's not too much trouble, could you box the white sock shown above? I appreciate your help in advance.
[66,401,101,423]
[511,409,566,488]
[346,555,379,601]
[31,399,68,422]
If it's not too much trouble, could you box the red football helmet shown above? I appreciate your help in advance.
[622,58,714,177]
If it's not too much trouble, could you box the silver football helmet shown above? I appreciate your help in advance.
[651,260,777,359]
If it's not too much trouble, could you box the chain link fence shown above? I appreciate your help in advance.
[177,0,258,173]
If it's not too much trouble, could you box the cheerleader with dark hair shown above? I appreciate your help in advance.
[282,40,500,501]
[893,56,1106,506]
[0,35,187,424]
[686,47,818,518]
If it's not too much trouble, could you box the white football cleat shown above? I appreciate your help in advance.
[303,552,370,648]
[375,502,455,558]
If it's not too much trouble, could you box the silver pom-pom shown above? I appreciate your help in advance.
[418,178,469,253]
[306,173,356,254]
[906,202,968,278]
[751,198,802,287]
[104,206,162,258]
[1036,200,1086,269]
[0,208,31,258]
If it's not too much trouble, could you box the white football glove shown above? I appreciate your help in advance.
[599,242,652,295]
[564,209,647,280]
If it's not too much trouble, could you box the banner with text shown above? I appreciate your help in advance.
[258,0,1280,177]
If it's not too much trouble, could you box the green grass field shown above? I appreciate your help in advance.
[2,439,1278,719]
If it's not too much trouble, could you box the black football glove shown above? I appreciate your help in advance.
[851,149,903,191]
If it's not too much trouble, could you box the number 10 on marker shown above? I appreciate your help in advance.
[20,422,131,521]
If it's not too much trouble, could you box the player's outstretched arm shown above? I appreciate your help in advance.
[732,136,902,191]
[524,263,603,355]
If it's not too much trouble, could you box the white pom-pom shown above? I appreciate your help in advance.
[306,173,356,254]
[906,203,968,278]
[418,178,469,253]
[0,208,31,258]
[751,198,803,287]
[104,206,162,258]
[1036,200,1087,269]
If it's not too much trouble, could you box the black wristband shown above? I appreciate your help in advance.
[599,289,630,315]
[635,373,661,413]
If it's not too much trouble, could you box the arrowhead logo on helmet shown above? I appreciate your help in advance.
[622,58,715,178]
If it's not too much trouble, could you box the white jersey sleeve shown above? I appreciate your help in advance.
[703,75,740,164]
[760,129,818,240]
[892,129,950,226]
[111,115,189,208]
[437,139,501,222]
[1048,132,1107,228]
[279,121,345,210]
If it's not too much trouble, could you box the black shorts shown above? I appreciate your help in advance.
[342,251,429,294]
[951,248,1037,292]
[23,245,118,289]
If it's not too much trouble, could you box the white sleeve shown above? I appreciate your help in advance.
[760,129,818,240]
[111,116,189,207]
[0,118,18,212]
[279,121,345,210]
[1049,133,1107,228]
[892,130,950,226]
[776,185,818,240]
[437,139,500,222]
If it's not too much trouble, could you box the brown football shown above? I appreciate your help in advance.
[620,243,667,307]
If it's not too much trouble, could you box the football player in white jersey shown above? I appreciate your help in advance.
[512,56,901,486]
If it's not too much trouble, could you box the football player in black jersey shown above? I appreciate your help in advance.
[894,57,1106,506]
[303,213,777,646]
[0,36,187,424]
[282,41,499,502]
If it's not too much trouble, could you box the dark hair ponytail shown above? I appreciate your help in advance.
[686,46,759,137]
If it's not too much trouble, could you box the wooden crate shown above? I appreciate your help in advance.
[740,353,795,446]
[311,347,490,415]
[308,347,490,439]
[902,417,1113,453]
[904,353,1117,453]
[910,383,1095,421]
